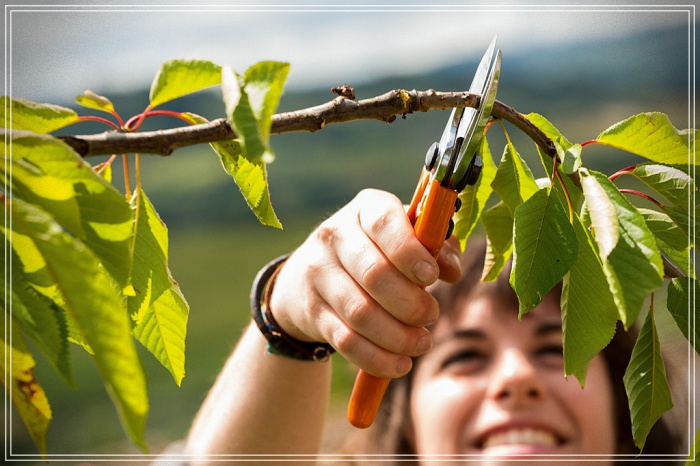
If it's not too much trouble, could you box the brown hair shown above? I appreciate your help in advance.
[340,237,678,463]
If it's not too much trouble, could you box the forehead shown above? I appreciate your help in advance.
[432,282,562,338]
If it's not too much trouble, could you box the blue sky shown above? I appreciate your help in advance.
[6,1,694,103]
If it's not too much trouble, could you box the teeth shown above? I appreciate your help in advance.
[482,428,557,449]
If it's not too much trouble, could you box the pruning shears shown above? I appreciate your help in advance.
[347,37,502,429]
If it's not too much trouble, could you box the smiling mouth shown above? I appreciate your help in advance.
[481,428,560,450]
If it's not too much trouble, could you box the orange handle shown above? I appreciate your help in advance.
[347,371,391,428]
[347,177,458,428]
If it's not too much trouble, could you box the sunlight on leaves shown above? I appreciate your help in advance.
[1,97,79,133]
[1,327,52,456]
[129,186,189,385]
[631,163,696,210]
[10,198,149,450]
[75,90,115,114]
[128,187,171,320]
[149,59,222,108]
[134,286,189,386]
[580,168,619,258]
[6,240,73,387]
[223,67,268,164]
[7,131,133,289]
[183,112,282,228]
[596,112,697,166]
[583,171,664,327]
[243,61,290,146]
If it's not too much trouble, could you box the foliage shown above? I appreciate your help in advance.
[1,58,697,456]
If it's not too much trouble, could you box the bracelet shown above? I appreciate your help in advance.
[250,254,335,362]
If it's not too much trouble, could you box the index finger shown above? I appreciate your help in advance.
[355,189,439,287]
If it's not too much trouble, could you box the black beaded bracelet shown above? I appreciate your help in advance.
[250,254,335,362]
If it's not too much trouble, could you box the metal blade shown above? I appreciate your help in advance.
[449,41,501,189]
[432,37,501,188]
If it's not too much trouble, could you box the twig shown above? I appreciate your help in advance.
[58,89,556,158]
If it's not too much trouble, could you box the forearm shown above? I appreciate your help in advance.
[185,321,332,461]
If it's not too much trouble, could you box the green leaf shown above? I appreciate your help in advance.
[6,131,133,289]
[527,113,583,197]
[662,204,698,248]
[75,90,115,114]
[218,62,289,228]
[454,137,496,250]
[6,237,73,386]
[560,214,618,385]
[581,170,664,327]
[510,187,577,316]
[623,308,673,451]
[1,97,79,133]
[1,326,52,456]
[526,113,575,151]
[10,198,149,449]
[491,139,539,215]
[183,112,282,228]
[128,187,171,319]
[667,277,699,355]
[595,112,696,165]
[580,168,619,258]
[7,155,85,238]
[630,163,696,209]
[639,208,694,279]
[149,59,222,108]
[128,187,189,385]
[222,67,270,164]
[242,61,290,147]
[480,201,513,282]
[133,286,189,386]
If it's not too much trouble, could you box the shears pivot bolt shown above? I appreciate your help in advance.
[455,155,484,192]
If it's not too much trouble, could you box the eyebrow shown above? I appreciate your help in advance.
[434,329,486,347]
[434,321,563,347]
[535,322,563,336]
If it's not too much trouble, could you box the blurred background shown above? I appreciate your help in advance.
[5,0,696,462]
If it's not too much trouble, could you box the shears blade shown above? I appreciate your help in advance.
[434,37,501,191]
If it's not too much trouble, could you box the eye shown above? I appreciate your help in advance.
[440,349,486,372]
[537,344,563,356]
[536,344,564,365]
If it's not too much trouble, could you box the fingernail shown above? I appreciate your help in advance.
[448,250,462,275]
[397,356,412,375]
[414,260,438,285]
[417,334,432,354]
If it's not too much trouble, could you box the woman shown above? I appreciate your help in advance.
[184,189,677,464]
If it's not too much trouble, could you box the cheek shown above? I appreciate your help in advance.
[410,376,481,453]
[558,356,617,452]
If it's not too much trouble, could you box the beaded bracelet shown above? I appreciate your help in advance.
[250,254,335,362]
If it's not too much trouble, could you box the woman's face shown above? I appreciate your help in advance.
[409,284,616,465]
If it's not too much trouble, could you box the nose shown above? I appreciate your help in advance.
[486,348,546,407]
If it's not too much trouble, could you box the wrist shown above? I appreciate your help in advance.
[251,254,335,362]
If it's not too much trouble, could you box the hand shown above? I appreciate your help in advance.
[268,189,462,378]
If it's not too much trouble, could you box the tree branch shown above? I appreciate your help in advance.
[58,89,556,158]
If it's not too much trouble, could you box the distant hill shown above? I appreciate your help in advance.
[58,25,689,230]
